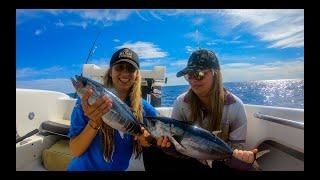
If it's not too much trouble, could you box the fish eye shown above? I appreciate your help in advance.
[151,120,157,127]
[81,79,87,86]
[145,118,156,127]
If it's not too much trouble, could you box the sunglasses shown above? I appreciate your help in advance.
[184,70,211,81]
[113,63,137,73]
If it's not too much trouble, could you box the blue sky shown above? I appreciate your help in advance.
[16,9,304,93]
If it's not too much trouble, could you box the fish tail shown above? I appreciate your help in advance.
[70,77,78,89]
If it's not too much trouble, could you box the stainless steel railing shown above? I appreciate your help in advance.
[253,112,304,130]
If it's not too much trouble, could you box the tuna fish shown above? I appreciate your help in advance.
[71,75,233,161]
[143,116,233,160]
[71,75,143,136]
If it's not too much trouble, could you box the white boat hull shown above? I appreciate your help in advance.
[16,88,304,171]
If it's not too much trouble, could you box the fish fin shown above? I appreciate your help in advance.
[212,130,222,136]
[138,122,145,126]
[175,120,196,126]
[245,149,270,171]
[255,149,270,159]
[143,116,194,125]
[171,134,186,149]
[172,134,183,143]
[206,160,213,168]
[251,160,263,171]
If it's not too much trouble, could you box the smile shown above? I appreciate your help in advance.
[119,78,130,83]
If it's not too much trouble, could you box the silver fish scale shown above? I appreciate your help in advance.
[102,89,135,118]
[102,109,139,134]
[182,133,228,159]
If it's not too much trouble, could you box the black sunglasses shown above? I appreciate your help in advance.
[184,70,211,81]
[113,63,137,73]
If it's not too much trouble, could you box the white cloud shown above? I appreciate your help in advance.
[16,66,64,78]
[135,11,148,21]
[69,21,88,29]
[192,17,204,25]
[80,9,132,22]
[116,41,168,59]
[159,9,219,16]
[206,41,217,46]
[90,58,109,68]
[221,60,304,82]
[149,11,164,21]
[72,64,83,68]
[34,26,46,36]
[233,35,241,40]
[158,9,304,49]
[206,39,244,45]
[165,72,188,86]
[34,29,42,35]
[17,9,133,28]
[185,30,207,43]
[140,60,163,68]
[218,54,264,63]
[242,45,255,48]
[222,63,253,68]
[170,60,187,67]
[18,9,303,49]
[185,46,197,54]
[221,9,280,27]
[16,68,40,78]
[221,9,304,49]
[267,32,304,49]
[16,78,74,94]
[16,9,40,25]
[55,19,64,27]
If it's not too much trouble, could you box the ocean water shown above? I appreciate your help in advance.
[68,79,304,109]
[161,79,304,109]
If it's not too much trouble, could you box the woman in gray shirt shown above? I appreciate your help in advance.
[157,49,258,171]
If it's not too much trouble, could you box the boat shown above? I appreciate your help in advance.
[16,64,304,171]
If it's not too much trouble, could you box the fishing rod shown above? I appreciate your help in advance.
[72,30,102,98]
[80,30,102,76]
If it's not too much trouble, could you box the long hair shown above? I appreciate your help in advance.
[101,68,143,161]
[189,69,225,132]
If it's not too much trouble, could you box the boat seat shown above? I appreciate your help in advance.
[42,138,74,171]
[40,120,70,137]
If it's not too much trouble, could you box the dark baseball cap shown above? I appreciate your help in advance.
[176,49,220,77]
[110,48,140,69]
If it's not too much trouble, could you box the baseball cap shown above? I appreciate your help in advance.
[176,49,220,77]
[110,48,140,69]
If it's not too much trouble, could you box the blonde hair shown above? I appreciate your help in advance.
[101,68,143,161]
[189,70,225,132]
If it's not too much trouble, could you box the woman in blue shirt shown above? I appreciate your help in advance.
[67,48,157,171]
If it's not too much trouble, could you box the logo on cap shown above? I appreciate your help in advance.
[118,49,133,59]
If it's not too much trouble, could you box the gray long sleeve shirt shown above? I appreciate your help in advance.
[171,91,248,149]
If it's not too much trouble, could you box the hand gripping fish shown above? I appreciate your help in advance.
[143,116,233,161]
[71,75,143,136]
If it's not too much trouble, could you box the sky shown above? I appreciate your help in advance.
[16,9,304,93]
